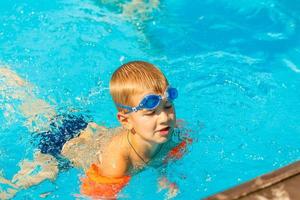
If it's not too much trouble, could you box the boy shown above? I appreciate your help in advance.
[0,61,190,199]
[73,61,191,199]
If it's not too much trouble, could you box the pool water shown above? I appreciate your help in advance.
[1,0,300,199]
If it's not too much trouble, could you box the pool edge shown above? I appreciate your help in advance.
[204,160,300,200]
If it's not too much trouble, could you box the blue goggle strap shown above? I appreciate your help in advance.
[115,104,136,113]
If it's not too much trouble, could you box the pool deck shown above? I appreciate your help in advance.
[205,160,300,200]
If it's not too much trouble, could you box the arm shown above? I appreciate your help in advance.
[98,138,130,178]
[80,136,131,199]
[156,127,193,199]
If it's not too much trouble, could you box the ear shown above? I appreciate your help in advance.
[117,112,133,130]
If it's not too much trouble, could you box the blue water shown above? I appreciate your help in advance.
[1,0,300,199]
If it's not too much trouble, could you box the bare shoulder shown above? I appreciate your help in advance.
[98,130,131,178]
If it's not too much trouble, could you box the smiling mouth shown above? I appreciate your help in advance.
[160,127,170,131]
[158,127,171,136]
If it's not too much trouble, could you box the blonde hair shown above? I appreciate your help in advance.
[110,61,168,111]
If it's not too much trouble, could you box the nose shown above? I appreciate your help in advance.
[158,106,169,124]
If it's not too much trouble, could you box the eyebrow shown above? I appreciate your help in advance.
[143,109,155,113]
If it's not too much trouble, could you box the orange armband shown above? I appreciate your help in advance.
[81,164,131,199]
[165,138,193,161]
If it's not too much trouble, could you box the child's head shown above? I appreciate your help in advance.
[110,61,176,144]
[110,61,169,112]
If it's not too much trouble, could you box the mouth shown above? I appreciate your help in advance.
[158,127,171,136]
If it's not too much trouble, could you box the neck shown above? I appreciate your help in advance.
[127,131,162,161]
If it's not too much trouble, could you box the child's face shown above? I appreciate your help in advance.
[127,89,176,144]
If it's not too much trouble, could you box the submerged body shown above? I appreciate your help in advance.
[68,122,190,198]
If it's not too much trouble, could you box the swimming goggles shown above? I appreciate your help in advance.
[116,86,178,113]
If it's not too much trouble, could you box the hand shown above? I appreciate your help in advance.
[175,119,185,128]
[158,177,179,199]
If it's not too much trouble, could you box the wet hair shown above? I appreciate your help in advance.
[109,61,168,112]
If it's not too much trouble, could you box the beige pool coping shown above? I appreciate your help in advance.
[204,160,300,200]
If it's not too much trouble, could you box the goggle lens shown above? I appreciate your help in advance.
[142,87,178,110]
[167,87,178,100]
[143,95,161,110]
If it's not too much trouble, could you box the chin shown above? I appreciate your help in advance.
[157,135,171,144]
